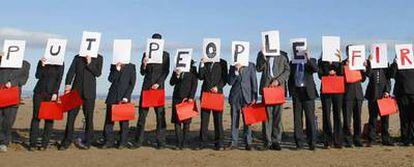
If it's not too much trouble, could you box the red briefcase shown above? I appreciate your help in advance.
[176,101,198,121]
[378,97,399,116]
[263,86,285,105]
[344,66,362,83]
[111,103,136,121]
[242,103,268,126]
[0,86,20,108]
[321,76,345,94]
[38,102,64,120]
[141,89,165,108]
[60,90,83,112]
[201,92,224,112]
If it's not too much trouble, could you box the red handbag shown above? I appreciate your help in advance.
[0,86,20,108]
[321,76,345,94]
[38,102,64,120]
[111,103,136,121]
[344,66,362,83]
[377,97,399,116]
[263,87,285,105]
[242,103,268,125]
[176,101,198,121]
[141,89,165,108]
[60,90,83,112]
[200,92,224,112]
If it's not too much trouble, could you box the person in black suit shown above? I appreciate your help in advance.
[318,51,344,149]
[29,58,64,151]
[0,58,30,153]
[102,62,136,149]
[170,60,198,150]
[59,54,103,150]
[134,33,170,149]
[341,52,366,148]
[198,58,228,150]
[389,59,414,146]
[288,50,318,150]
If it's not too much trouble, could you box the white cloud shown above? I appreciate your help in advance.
[0,27,63,49]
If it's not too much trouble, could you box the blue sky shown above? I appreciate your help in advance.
[0,0,412,97]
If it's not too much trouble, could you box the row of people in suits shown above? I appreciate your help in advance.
[1,34,414,152]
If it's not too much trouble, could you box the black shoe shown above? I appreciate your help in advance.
[117,144,127,150]
[225,144,237,150]
[296,143,304,150]
[156,143,166,150]
[258,144,270,151]
[382,141,395,146]
[344,142,353,148]
[245,145,252,151]
[101,143,115,149]
[38,145,47,151]
[366,141,375,147]
[58,144,69,151]
[198,143,206,150]
[214,143,224,151]
[333,144,343,149]
[323,142,332,149]
[354,141,363,147]
[309,144,316,151]
[76,141,90,150]
[270,143,281,151]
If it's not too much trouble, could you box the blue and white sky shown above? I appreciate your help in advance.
[0,0,412,97]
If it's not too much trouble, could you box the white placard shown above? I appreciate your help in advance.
[348,45,366,70]
[231,41,249,66]
[322,36,341,62]
[174,48,193,72]
[0,40,26,68]
[395,44,414,70]
[370,43,388,69]
[291,38,307,64]
[112,39,132,64]
[203,38,221,62]
[261,30,280,56]
[146,39,165,64]
[79,31,101,58]
[44,38,67,65]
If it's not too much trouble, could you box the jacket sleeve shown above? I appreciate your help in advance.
[256,51,267,72]
[189,67,198,99]
[227,65,241,86]
[305,58,318,73]
[65,56,77,85]
[86,56,103,77]
[198,62,206,80]
[140,53,148,76]
[16,61,30,86]
[274,56,290,85]
[388,62,398,79]
[53,64,64,94]
[218,60,228,88]
[124,65,136,100]
[35,61,43,79]
[108,65,120,83]
[251,64,258,101]
[169,71,179,86]
[156,52,170,86]
[364,61,374,78]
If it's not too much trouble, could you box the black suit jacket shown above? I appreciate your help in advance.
[198,59,228,94]
[288,58,319,100]
[170,66,198,101]
[389,62,414,97]
[364,61,390,100]
[65,55,103,100]
[33,61,64,95]
[106,64,137,104]
[318,59,344,93]
[140,51,170,90]
[342,62,366,101]
[0,60,30,100]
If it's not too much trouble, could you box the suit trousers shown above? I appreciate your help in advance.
[61,98,95,146]
[103,104,129,146]
[30,93,54,147]
[293,97,316,147]
[135,106,166,145]
[230,100,252,146]
[262,105,283,146]
[0,106,18,145]
[200,109,224,146]
[321,94,343,146]
[343,99,362,144]
[397,96,414,144]
[367,100,390,143]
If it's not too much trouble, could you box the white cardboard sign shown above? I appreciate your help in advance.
[291,38,307,64]
[322,36,341,62]
[203,38,221,62]
[44,38,67,65]
[146,39,165,64]
[112,39,132,64]
[79,31,101,58]
[370,43,388,69]
[395,44,414,70]
[1,40,26,68]
[231,41,249,66]
[261,30,280,56]
[348,45,366,70]
[174,48,193,72]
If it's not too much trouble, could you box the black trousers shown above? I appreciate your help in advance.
[0,106,18,145]
[293,97,316,146]
[367,100,390,143]
[321,94,343,146]
[200,109,224,146]
[30,93,54,147]
[61,98,95,147]
[135,106,166,145]
[103,104,129,146]
[342,99,362,144]
[397,95,414,144]
[171,99,191,146]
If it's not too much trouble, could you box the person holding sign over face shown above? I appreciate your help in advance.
[288,45,318,150]
[29,39,65,151]
[101,39,136,149]
[0,40,30,153]
[170,50,198,149]
[389,44,414,146]
[256,31,290,150]
[133,33,170,149]
[59,31,103,150]
[318,36,344,149]
[198,38,228,151]
[341,45,366,148]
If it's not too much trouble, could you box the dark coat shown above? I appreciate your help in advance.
[364,61,390,100]
[105,64,137,104]
[140,51,170,90]
[33,61,64,95]
[198,59,228,94]
[288,58,319,100]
